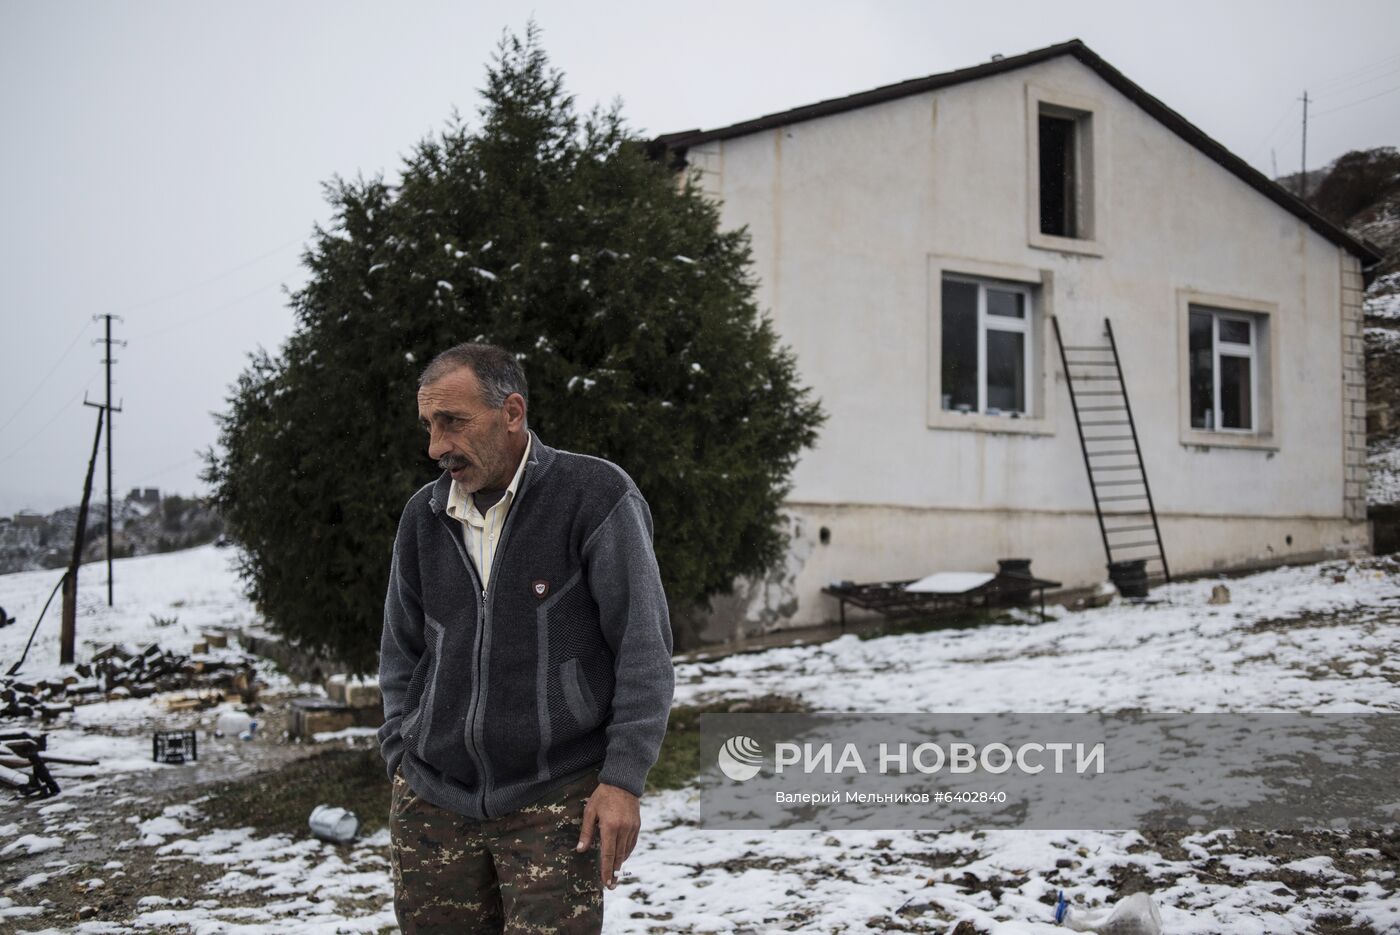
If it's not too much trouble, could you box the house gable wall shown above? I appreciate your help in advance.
[678,54,1365,632]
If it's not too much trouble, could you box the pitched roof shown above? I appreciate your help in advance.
[649,39,1382,268]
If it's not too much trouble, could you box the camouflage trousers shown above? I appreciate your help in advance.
[389,765,604,934]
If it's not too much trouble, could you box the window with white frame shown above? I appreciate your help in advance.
[1188,306,1260,432]
[940,275,1034,417]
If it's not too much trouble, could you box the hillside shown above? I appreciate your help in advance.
[1283,148,1400,509]
[0,493,222,575]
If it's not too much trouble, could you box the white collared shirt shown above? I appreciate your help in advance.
[444,433,532,591]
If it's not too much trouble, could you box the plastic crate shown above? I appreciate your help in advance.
[152,729,198,764]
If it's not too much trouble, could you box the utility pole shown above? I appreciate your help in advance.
[62,407,105,666]
[1298,90,1310,201]
[92,314,125,606]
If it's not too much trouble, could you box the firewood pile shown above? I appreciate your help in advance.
[1,631,261,720]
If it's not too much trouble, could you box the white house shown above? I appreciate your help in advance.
[651,40,1384,643]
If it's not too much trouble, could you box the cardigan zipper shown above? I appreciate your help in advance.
[469,479,531,818]
[444,520,491,818]
[461,454,535,819]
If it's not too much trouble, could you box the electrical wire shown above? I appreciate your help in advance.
[0,370,101,467]
[4,570,68,676]
[1309,51,1400,93]
[1313,82,1400,118]
[110,236,303,318]
[1314,64,1400,100]
[1246,99,1299,164]
[126,279,289,341]
[0,319,92,436]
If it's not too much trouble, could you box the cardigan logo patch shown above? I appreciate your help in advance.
[532,579,550,599]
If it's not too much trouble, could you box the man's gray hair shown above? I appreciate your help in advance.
[418,343,529,413]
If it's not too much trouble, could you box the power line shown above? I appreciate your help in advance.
[2,237,300,438]
[1310,51,1400,93]
[127,279,288,341]
[1246,99,1299,163]
[1314,63,1400,100]
[0,318,92,435]
[1313,82,1400,118]
[0,370,101,467]
[110,236,303,318]
[128,453,205,485]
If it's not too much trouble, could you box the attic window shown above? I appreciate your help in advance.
[1037,104,1093,239]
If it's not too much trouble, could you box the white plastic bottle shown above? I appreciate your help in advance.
[1055,890,1162,934]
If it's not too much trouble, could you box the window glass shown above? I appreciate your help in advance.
[986,330,1026,413]
[1218,318,1251,345]
[1220,355,1252,430]
[941,280,978,411]
[1189,310,1214,429]
[987,289,1025,318]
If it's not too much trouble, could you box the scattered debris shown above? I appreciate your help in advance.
[1208,584,1231,605]
[286,674,383,741]
[289,695,381,741]
[308,804,359,844]
[1085,580,1118,608]
[0,731,65,798]
[1,634,261,720]
[1056,889,1163,933]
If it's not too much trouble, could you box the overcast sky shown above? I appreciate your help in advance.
[2,0,1397,515]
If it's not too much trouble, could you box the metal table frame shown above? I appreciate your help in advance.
[822,571,1062,632]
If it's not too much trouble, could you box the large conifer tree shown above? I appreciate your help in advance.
[204,25,824,671]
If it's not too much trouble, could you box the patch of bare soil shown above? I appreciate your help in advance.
[1,728,392,931]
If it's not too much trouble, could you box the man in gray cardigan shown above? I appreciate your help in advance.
[377,342,675,933]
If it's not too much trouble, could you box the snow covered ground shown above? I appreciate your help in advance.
[1,545,1398,933]
[1365,272,1400,321]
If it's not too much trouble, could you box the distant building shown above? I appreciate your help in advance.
[126,487,160,505]
[12,511,45,529]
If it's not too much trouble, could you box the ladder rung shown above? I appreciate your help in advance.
[1111,541,1161,550]
[1089,450,1138,457]
[1081,420,1130,426]
[1066,360,1117,366]
[1106,525,1155,534]
[1096,480,1145,487]
[1076,391,1124,397]
[1092,465,1142,472]
[1099,495,1147,502]
[1083,436,1133,442]
[1063,345,1111,351]
[1078,406,1126,412]
[1071,375,1121,381]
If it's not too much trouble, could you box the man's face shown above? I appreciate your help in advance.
[416,366,523,493]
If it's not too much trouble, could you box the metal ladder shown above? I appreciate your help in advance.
[1051,316,1171,583]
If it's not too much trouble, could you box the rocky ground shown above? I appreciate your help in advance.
[1366,272,1400,508]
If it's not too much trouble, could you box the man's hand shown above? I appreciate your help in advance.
[575,781,639,889]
